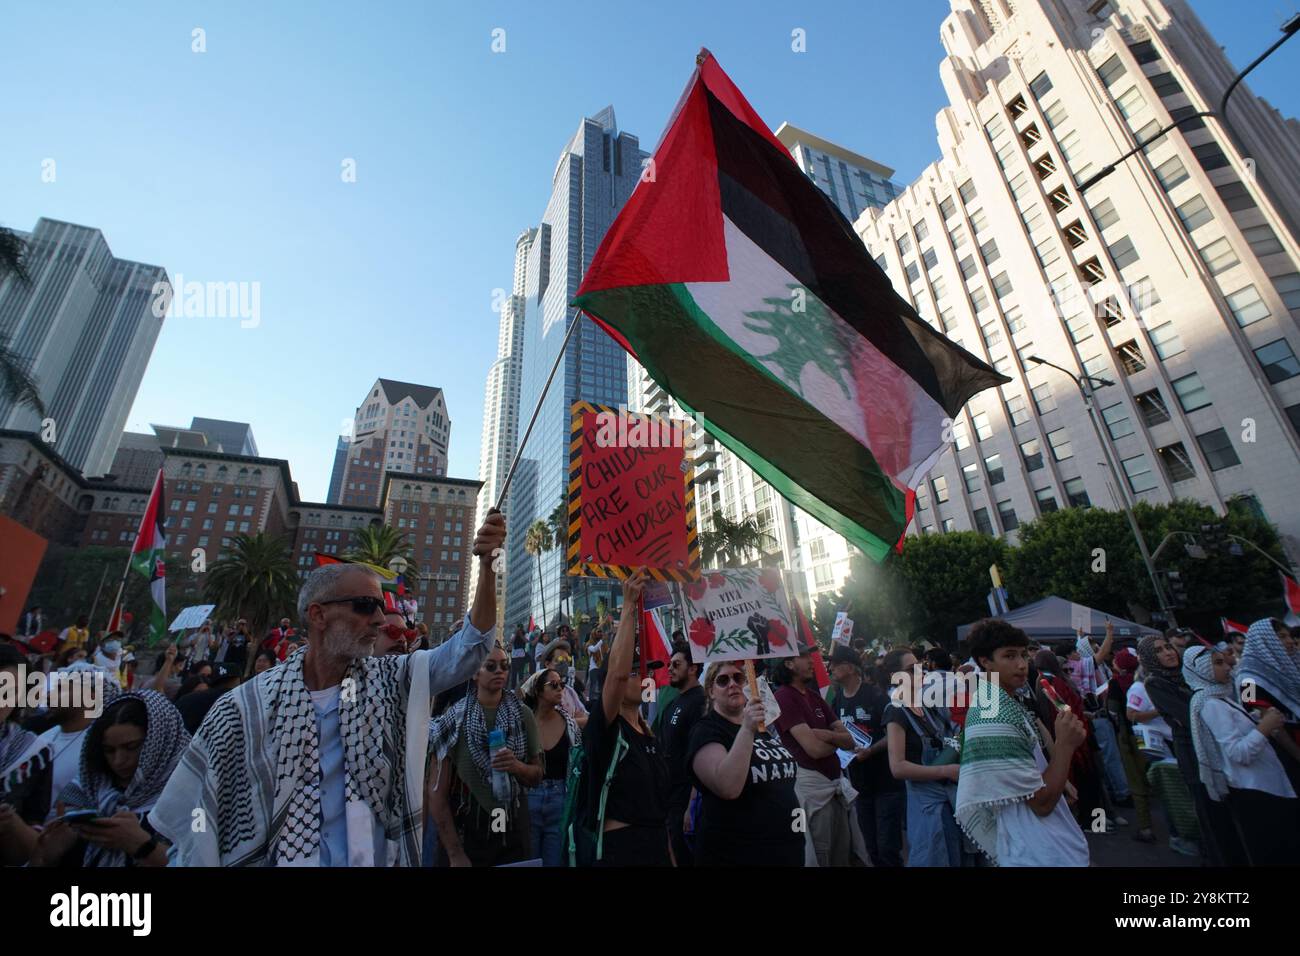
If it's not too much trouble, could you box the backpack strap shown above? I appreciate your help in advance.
[594,725,629,862]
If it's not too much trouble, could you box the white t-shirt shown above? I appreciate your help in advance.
[42,725,89,820]
[1127,681,1173,757]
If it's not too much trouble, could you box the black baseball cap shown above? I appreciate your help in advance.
[829,645,860,668]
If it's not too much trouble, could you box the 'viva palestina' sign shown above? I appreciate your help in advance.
[682,568,797,664]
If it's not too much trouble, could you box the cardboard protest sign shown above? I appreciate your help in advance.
[169,605,216,631]
[681,567,798,664]
[566,401,701,581]
[831,611,853,645]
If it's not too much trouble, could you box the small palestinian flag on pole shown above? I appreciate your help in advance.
[573,50,1008,560]
[792,598,832,698]
[1282,573,1300,621]
[130,469,167,645]
[1220,617,1248,637]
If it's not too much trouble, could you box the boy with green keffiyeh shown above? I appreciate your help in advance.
[956,619,1090,867]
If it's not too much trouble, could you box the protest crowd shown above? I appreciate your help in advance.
[3,508,1297,869]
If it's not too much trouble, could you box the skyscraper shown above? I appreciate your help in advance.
[855,0,1300,560]
[326,436,349,504]
[0,218,168,477]
[503,107,648,630]
[471,229,536,628]
[775,122,904,223]
[335,378,450,507]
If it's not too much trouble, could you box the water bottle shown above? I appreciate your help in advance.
[488,728,512,804]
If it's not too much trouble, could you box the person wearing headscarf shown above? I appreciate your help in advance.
[1184,644,1298,865]
[1139,634,1246,865]
[1238,618,1300,794]
[31,691,189,867]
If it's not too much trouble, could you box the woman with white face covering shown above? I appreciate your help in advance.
[93,634,126,687]
[1184,645,1299,866]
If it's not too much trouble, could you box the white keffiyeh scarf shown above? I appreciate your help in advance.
[149,644,432,866]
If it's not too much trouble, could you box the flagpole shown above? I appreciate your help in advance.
[103,556,133,635]
[86,563,109,632]
[494,309,584,512]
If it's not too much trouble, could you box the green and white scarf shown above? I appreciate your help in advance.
[954,677,1044,864]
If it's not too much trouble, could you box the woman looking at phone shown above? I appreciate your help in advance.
[31,691,190,867]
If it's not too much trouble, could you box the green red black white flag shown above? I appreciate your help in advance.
[130,468,167,644]
[573,49,1008,559]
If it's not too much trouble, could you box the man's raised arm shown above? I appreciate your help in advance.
[426,512,506,695]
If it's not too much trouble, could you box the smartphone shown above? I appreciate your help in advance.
[58,809,101,824]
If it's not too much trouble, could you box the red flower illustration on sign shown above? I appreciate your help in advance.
[759,569,782,593]
[688,617,715,648]
[708,573,727,588]
[685,580,709,602]
[767,619,789,647]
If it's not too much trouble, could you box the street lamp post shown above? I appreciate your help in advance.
[1027,355,1172,621]
[1077,14,1299,194]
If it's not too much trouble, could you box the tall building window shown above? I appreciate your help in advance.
[1196,429,1241,471]
[1029,71,1054,100]
[1153,155,1189,191]
[1135,388,1172,425]
[1101,404,1135,440]
[963,463,982,493]
[1255,339,1300,383]
[997,500,1019,531]
[1176,195,1213,232]
[1148,322,1185,360]
[1047,428,1073,461]
[1017,438,1041,473]
[1243,224,1284,257]
[1064,477,1090,508]
[1157,443,1197,482]
[1036,487,1059,512]
[973,507,994,535]
[1032,381,1056,414]
[1122,454,1159,493]
[933,475,950,503]
[1108,236,1140,269]
[1225,285,1269,327]
[1089,197,1120,230]
[985,453,1005,484]
[972,412,993,441]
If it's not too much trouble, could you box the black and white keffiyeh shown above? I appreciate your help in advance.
[149,644,434,866]
[58,690,190,867]
[429,689,531,813]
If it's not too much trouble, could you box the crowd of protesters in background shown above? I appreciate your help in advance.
[4,527,1298,867]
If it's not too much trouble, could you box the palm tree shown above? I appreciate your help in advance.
[0,226,44,417]
[345,523,417,580]
[547,496,569,618]
[203,533,299,673]
[700,512,777,568]
[524,519,552,627]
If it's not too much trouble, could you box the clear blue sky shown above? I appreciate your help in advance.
[3,0,1296,500]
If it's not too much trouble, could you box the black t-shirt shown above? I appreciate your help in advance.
[882,704,923,770]
[542,727,571,782]
[662,685,706,815]
[583,704,670,830]
[685,711,803,866]
[831,682,899,793]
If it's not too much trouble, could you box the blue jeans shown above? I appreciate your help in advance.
[904,781,961,867]
[1091,714,1131,802]
[528,779,567,867]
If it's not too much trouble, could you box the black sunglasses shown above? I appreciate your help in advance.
[482,661,507,673]
[714,672,745,688]
[317,596,386,616]
[543,680,563,690]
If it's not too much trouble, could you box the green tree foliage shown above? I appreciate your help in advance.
[896,532,1009,647]
[202,533,299,644]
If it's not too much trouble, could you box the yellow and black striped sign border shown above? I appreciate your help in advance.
[567,400,701,582]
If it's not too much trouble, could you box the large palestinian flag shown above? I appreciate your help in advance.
[130,469,167,643]
[573,50,1008,559]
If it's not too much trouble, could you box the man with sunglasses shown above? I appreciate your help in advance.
[151,513,508,867]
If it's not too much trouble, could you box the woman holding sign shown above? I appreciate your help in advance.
[686,660,803,866]
[580,568,672,866]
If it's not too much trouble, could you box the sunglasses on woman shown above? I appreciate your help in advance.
[317,596,387,615]
[482,661,508,673]
[381,624,417,641]
[543,680,563,690]
[714,672,744,688]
